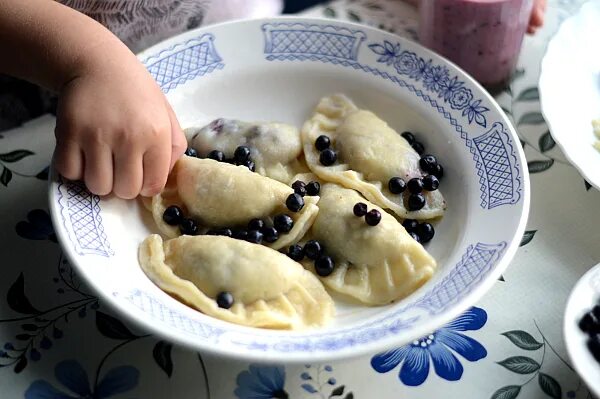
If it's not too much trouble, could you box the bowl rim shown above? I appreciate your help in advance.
[48,16,530,363]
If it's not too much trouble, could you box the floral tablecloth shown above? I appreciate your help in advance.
[0,0,599,398]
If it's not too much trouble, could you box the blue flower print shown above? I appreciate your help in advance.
[235,364,288,399]
[423,65,449,92]
[16,209,56,242]
[394,51,422,78]
[371,307,487,386]
[462,99,490,127]
[449,86,474,110]
[25,360,139,398]
[438,76,464,102]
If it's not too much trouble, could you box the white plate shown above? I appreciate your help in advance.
[539,0,600,189]
[564,263,600,397]
[48,17,529,363]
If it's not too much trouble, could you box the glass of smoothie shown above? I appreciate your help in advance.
[419,0,534,92]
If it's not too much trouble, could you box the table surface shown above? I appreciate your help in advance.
[1,0,599,398]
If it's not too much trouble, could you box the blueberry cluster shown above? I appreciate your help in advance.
[384,132,444,212]
[287,240,335,277]
[184,145,256,172]
[579,301,600,363]
[402,219,435,244]
[162,205,294,246]
[315,135,337,166]
[286,180,321,213]
[292,180,321,197]
[353,202,382,226]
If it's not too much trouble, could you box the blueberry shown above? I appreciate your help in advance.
[292,180,307,196]
[411,141,425,155]
[232,230,248,241]
[593,305,600,319]
[315,135,331,151]
[402,219,418,233]
[216,291,234,309]
[587,334,600,362]
[286,193,305,212]
[365,209,382,226]
[179,218,199,235]
[163,205,183,226]
[408,194,426,211]
[417,222,435,243]
[579,312,600,334]
[208,150,225,162]
[246,229,263,244]
[319,149,337,166]
[287,244,304,261]
[353,202,368,217]
[423,175,440,191]
[248,218,264,231]
[419,154,438,174]
[220,228,232,237]
[262,226,279,243]
[388,177,406,194]
[305,181,321,196]
[207,228,232,237]
[432,164,444,180]
[314,255,335,277]
[244,160,255,172]
[304,240,323,260]
[401,131,416,144]
[273,214,294,233]
[184,148,198,157]
[410,232,421,243]
[407,178,424,194]
[234,146,251,163]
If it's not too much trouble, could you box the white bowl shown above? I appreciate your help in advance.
[539,0,600,189]
[49,17,529,363]
[564,263,600,397]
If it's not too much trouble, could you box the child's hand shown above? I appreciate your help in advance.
[528,0,547,34]
[53,44,187,199]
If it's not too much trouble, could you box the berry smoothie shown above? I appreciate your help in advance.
[419,0,533,91]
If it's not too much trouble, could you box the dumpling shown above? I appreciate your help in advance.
[301,184,436,305]
[139,234,334,329]
[150,156,319,250]
[302,94,446,219]
[186,118,309,184]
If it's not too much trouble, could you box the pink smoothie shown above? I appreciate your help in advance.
[419,0,533,90]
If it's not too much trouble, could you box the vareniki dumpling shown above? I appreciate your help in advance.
[186,118,309,184]
[139,234,334,329]
[302,94,446,219]
[302,184,436,305]
[150,156,319,250]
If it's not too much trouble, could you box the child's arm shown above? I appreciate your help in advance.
[0,0,187,199]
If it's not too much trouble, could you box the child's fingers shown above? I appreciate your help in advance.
[113,150,143,199]
[83,143,113,196]
[53,138,83,181]
[141,145,170,197]
[166,102,187,172]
